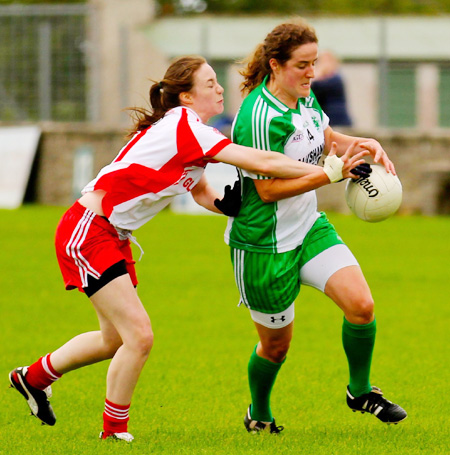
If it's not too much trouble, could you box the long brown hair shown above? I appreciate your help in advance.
[240,19,318,95]
[127,55,206,136]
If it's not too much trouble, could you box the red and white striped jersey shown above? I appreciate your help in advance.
[82,106,231,230]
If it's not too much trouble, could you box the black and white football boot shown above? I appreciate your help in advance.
[9,366,56,426]
[244,405,284,434]
[346,386,407,424]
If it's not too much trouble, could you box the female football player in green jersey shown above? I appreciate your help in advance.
[225,19,407,432]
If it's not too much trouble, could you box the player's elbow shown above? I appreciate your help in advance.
[253,160,273,178]
[258,191,277,203]
[256,186,278,203]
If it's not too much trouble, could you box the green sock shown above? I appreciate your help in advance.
[248,345,284,422]
[342,317,377,397]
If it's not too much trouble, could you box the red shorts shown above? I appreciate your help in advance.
[55,201,137,292]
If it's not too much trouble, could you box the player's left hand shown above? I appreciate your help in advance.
[358,138,396,175]
[351,163,372,179]
[214,175,241,217]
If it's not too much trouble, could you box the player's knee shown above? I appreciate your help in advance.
[104,337,123,358]
[264,340,291,363]
[351,296,374,324]
[135,327,154,357]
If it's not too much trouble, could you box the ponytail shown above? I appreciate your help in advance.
[126,55,206,137]
[239,43,271,95]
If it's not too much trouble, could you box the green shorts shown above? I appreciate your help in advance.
[230,213,350,314]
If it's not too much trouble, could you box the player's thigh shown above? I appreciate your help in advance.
[299,213,359,292]
[90,275,152,346]
[325,265,374,323]
[93,304,123,350]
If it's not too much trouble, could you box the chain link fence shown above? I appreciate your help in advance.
[0,4,95,122]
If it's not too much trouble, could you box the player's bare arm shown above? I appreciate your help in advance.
[214,143,320,179]
[254,143,368,203]
[190,174,223,214]
[324,126,396,174]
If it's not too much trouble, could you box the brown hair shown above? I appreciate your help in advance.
[127,55,206,136]
[240,19,318,95]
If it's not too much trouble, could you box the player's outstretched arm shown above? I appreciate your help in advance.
[213,143,319,179]
[254,142,369,203]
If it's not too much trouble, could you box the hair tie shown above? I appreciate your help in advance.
[158,81,163,89]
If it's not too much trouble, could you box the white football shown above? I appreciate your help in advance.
[345,164,402,222]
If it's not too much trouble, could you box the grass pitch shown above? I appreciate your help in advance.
[0,206,449,454]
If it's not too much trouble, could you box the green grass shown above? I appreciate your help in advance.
[0,206,449,454]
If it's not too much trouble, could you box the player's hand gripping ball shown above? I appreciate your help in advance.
[345,164,402,222]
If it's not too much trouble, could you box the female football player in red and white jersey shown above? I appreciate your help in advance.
[8,55,367,442]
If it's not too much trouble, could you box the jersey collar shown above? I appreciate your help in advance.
[168,105,203,123]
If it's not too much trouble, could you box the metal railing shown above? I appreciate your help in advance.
[0,4,96,122]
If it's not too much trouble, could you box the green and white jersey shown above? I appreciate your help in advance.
[225,77,329,254]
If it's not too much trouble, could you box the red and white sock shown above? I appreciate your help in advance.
[26,353,62,390]
[102,398,130,437]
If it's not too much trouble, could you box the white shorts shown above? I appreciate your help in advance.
[249,302,295,329]
[300,243,359,292]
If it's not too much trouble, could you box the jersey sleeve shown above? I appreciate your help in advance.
[178,109,231,167]
[190,121,232,157]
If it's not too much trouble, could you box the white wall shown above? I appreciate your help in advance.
[144,15,450,61]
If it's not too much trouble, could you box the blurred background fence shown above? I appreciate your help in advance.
[0,4,95,122]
